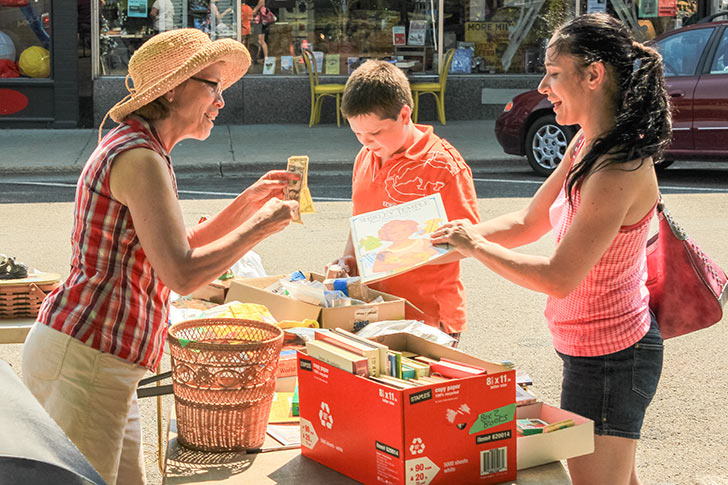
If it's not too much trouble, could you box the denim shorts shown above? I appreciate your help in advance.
[556,314,663,439]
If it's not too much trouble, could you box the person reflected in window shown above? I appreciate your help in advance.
[248,0,268,63]
[150,0,175,33]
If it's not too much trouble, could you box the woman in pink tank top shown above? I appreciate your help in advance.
[433,13,671,485]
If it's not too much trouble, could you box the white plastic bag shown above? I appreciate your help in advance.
[230,251,266,278]
[355,320,456,346]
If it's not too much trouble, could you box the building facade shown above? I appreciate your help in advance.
[0,0,720,127]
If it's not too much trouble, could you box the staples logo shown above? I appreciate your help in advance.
[409,389,432,405]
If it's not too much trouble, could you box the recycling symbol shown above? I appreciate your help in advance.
[409,437,425,455]
[318,401,334,429]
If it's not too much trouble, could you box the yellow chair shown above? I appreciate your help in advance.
[411,48,456,125]
[302,49,346,127]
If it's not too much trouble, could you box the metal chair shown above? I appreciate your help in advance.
[302,49,346,127]
[411,48,456,125]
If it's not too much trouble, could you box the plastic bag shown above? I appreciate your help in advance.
[229,250,266,278]
[355,320,456,346]
[197,301,278,323]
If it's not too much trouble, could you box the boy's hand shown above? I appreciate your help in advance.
[327,255,359,277]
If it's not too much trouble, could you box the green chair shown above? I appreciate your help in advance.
[302,49,346,127]
[411,48,456,125]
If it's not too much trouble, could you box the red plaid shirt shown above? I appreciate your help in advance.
[37,117,175,370]
[545,183,654,357]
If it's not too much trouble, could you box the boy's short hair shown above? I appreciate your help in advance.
[341,60,413,120]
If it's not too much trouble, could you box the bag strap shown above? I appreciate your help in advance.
[656,192,688,241]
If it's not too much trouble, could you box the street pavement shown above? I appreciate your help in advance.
[0,120,521,180]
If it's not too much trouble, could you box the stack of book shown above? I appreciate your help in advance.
[304,329,491,390]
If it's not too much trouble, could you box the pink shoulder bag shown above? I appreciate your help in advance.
[646,197,727,339]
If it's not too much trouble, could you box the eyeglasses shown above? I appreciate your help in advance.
[190,76,223,97]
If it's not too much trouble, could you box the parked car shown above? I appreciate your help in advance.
[495,13,728,176]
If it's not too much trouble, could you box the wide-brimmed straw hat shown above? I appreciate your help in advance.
[107,28,251,123]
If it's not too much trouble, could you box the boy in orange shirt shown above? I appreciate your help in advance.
[332,60,479,344]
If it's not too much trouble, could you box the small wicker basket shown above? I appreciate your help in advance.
[0,273,61,319]
[167,318,284,451]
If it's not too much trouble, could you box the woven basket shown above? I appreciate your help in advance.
[167,318,284,451]
[0,280,60,319]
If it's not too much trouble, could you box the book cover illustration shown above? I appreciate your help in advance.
[313,51,324,73]
[408,20,427,46]
[325,54,340,75]
[392,25,406,46]
[350,193,452,284]
[263,56,276,75]
[347,56,362,74]
[280,55,294,74]
[450,48,473,73]
[293,55,305,74]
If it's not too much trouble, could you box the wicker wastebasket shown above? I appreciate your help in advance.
[167,318,284,451]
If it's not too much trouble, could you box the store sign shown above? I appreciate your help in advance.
[465,22,515,72]
[658,0,677,16]
[0,89,28,115]
[127,0,148,18]
[639,0,659,17]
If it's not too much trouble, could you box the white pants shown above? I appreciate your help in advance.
[22,322,148,485]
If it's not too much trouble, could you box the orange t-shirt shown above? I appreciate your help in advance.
[351,124,480,333]
[240,4,253,36]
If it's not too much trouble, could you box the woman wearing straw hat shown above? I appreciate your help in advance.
[21,29,299,485]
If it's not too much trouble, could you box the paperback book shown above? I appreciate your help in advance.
[350,193,453,284]
[280,55,294,74]
[408,20,427,45]
[263,56,276,75]
[392,25,406,45]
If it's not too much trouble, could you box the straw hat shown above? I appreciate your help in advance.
[107,29,251,123]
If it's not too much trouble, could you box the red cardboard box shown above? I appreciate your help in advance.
[297,333,517,484]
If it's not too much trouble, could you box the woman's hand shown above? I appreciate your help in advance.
[252,197,299,236]
[244,170,300,209]
[430,219,485,256]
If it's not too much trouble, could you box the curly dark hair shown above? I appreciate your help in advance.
[550,13,672,201]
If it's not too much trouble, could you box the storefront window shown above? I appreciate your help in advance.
[93,0,704,78]
[0,0,52,79]
[98,0,239,76]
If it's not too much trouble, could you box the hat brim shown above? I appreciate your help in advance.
[109,38,251,123]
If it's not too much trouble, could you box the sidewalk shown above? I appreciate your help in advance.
[0,120,521,180]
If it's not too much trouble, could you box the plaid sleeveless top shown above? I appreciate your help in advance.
[544,137,654,357]
[37,117,176,370]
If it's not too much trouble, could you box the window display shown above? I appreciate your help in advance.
[0,0,52,79]
[93,0,700,78]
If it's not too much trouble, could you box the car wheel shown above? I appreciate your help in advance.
[525,114,575,176]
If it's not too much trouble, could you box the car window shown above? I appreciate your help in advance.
[709,29,728,74]
[655,28,713,76]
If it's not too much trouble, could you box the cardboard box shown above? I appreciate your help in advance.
[186,279,232,304]
[225,272,406,332]
[297,332,518,484]
[516,402,594,470]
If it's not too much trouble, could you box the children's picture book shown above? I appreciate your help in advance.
[408,20,427,45]
[347,56,362,74]
[280,55,294,74]
[392,25,406,46]
[350,193,452,284]
[450,48,473,73]
[293,55,305,74]
[263,56,276,75]
[313,51,324,73]
[325,53,340,75]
